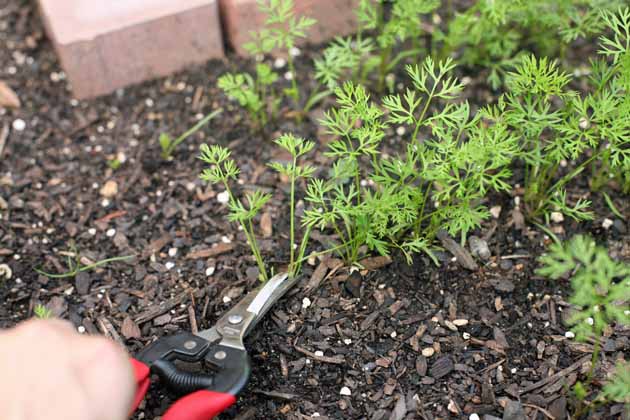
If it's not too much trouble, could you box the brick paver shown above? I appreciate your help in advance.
[38,0,225,99]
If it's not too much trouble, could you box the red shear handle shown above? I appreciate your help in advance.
[163,390,237,420]
[130,358,151,412]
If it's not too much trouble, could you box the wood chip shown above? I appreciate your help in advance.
[430,356,454,379]
[519,355,591,395]
[294,345,344,364]
[253,390,298,400]
[134,290,190,324]
[97,316,123,344]
[260,212,273,238]
[304,261,328,293]
[389,394,407,420]
[436,229,478,271]
[142,233,172,259]
[359,255,392,271]
[186,243,234,259]
[360,311,380,330]
[121,316,141,339]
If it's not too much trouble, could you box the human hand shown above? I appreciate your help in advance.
[0,319,135,420]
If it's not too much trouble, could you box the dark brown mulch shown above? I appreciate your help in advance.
[1,1,629,419]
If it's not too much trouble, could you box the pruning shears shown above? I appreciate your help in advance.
[130,272,296,420]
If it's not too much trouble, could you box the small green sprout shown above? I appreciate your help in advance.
[316,0,439,91]
[219,0,317,127]
[159,109,223,159]
[199,144,270,281]
[107,158,122,170]
[538,235,630,414]
[244,0,316,106]
[33,304,53,319]
[603,362,630,408]
[34,244,134,279]
[268,133,316,277]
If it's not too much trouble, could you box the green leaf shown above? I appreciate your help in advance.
[159,133,172,153]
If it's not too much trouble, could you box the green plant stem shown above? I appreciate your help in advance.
[223,181,268,281]
[247,219,268,281]
[377,45,393,92]
[294,235,360,267]
[548,154,597,196]
[163,109,223,158]
[287,55,302,122]
[289,157,297,273]
[292,225,312,277]
[414,183,433,235]
[35,255,133,278]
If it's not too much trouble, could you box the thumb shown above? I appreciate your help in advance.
[71,336,136,420]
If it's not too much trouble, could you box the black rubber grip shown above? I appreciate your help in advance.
[152,359,215,395]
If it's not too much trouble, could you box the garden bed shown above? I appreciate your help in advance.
[1,1,629,419]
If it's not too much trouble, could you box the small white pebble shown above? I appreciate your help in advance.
[314,350,324,357]
[390,331,397,338]
[185,182,196,192]
[453,319,469,326]
[0,264,12,280]
[223,296,232,304]
[422,347,435,357]
[343,339,352,345]
[511,368,517,374]
[221,236,231,244]
[339,386,352,396]
[106,228,116,237]
[462,332,471,340]
[602,218,614,230]
[586,317,594,325]
[145,98,154,107]
[165,261,175,270]
[565,331,575,339]
[12,119,26,131]
[217,191,230,204]
[312,413,320,418]
[273,57,286,69]
[396,126,406,136]
[550,212,564,223]
[101,198,110,207]
[88,228,97,236]
[168,247,178,257]
[284,71,294,81]
[289,47,301,57]
[490,206,502,219]
[205,266,215,276]
[77,326,86,334]
[302,297,312,309]
[13,254,20,260]
[469,414,480,420]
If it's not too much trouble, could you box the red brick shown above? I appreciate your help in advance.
[37,0,224,99]
[219,0,359,55]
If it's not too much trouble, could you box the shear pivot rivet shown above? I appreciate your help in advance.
[214,350,227,360]
[228,314,243,325]
[184,340,197,350]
